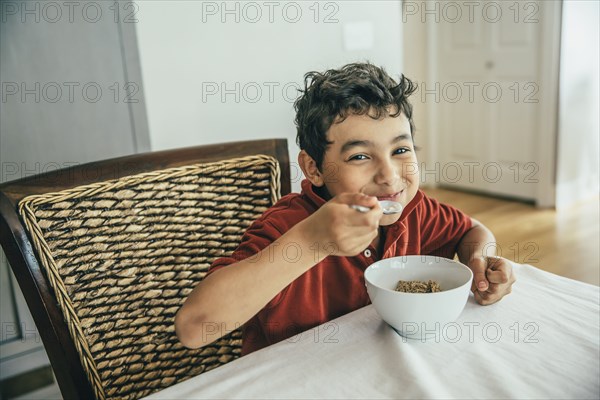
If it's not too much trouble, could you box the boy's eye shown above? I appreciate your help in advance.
[348,154,369,161]
[394,147,410,155]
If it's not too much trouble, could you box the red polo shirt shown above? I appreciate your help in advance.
[209,180,472,355]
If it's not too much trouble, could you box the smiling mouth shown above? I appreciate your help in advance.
[375,191,403,201]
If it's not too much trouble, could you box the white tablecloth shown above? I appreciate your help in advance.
[146,263,600,399]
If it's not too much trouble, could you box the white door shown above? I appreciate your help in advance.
[427,0,560,204]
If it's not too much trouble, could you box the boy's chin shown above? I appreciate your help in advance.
[379,214,401,226]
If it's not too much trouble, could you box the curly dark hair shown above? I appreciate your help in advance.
[294,62,418,169]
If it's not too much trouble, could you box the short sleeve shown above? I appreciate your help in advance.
[418,195,473,259]
[207,218,284,276]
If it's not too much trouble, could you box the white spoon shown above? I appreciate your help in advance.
[351,200,403,215]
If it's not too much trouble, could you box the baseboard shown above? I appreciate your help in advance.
[0,366,55,399]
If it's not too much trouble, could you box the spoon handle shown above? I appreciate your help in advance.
[350,204,371,213]
[350,201,403,215]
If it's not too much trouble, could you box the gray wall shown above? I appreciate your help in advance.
[1,2,150,180]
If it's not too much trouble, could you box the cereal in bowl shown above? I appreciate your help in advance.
[395,279,442,293]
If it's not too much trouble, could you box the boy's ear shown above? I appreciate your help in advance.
[298,150,324,187]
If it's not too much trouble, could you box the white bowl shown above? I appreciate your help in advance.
[364,255,473,340]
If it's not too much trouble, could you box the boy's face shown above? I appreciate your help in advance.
[314,111,419,226]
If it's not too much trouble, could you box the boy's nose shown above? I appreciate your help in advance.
[374,160,400,185]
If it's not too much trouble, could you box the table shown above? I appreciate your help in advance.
[146,263,600,399]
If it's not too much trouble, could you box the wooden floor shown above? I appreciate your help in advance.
[422,187,600,286]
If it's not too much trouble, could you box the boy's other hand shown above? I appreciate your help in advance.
[468,256,516,305]
[301,193,383,257]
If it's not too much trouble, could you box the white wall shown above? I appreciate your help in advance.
[556,0,600,208]
[135,1,403,192]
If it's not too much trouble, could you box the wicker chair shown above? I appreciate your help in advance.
[0,139,290,399]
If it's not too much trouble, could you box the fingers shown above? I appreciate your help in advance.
[474,284,499,305]
[474,282,513,305]
[485,257,513,284]
[486,268,510,284]
[473,257,516,306]
[336,193,383,225]
[468,256,489,293]
[313,193,382,257]
[474,290,496,306]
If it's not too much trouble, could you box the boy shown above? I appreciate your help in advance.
[175,63,516,354]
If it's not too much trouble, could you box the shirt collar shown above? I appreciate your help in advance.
[301,179,327,208]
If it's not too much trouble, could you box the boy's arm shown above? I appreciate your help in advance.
[175,193,383,349]
[457,218,516,305]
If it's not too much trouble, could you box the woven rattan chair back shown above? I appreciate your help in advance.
[0,139,290,400]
